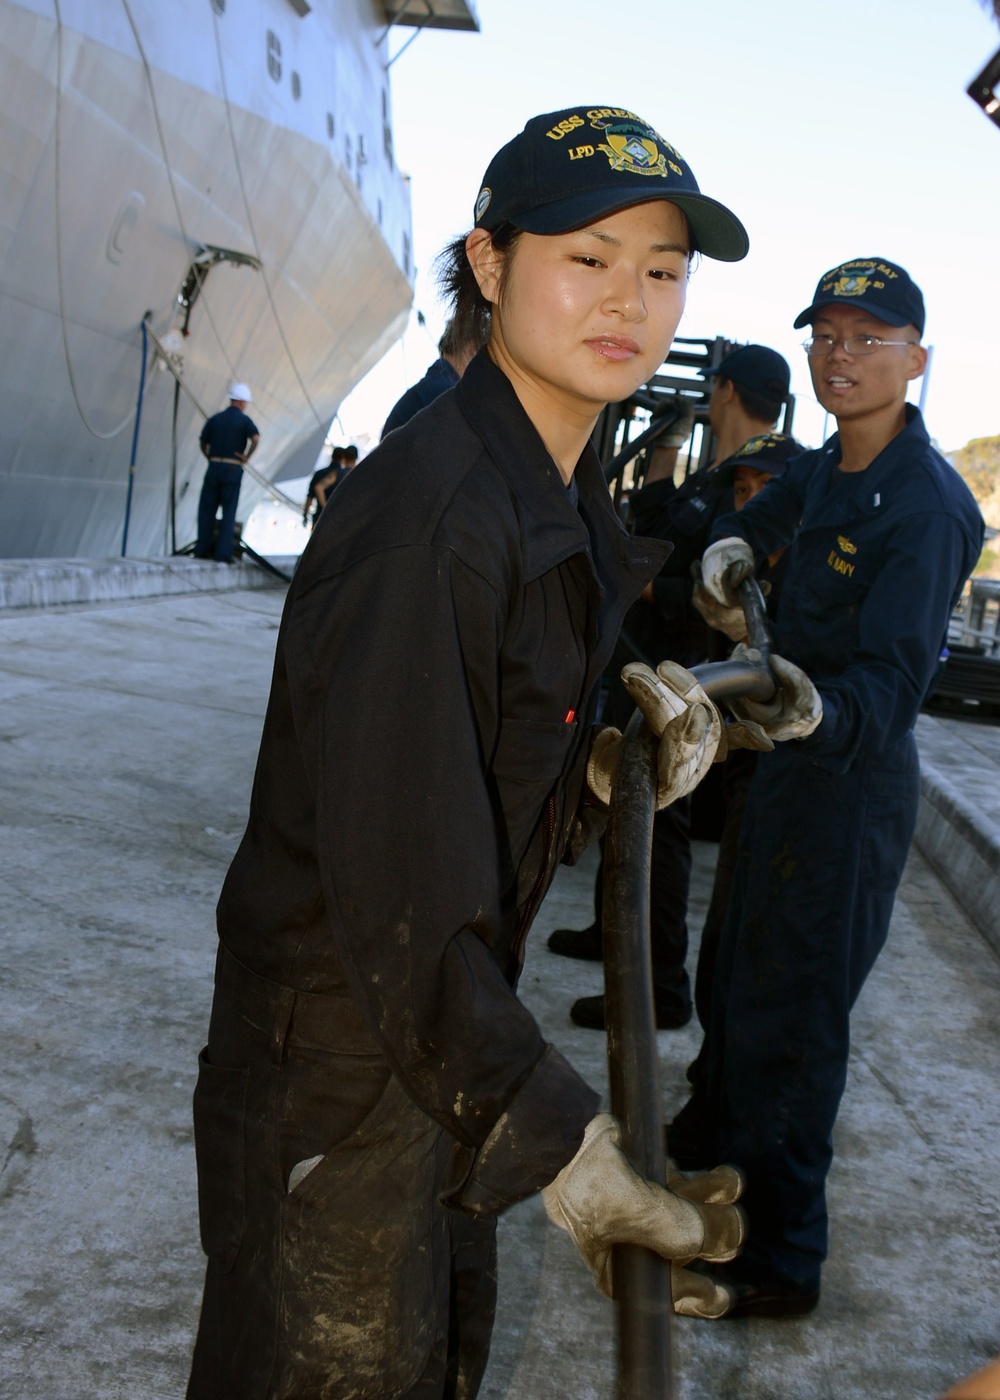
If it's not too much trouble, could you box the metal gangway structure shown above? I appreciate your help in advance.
[593,334,796,506]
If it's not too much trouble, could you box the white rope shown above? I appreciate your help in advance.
[210,8,325,430]
[117,0,245,390]
[52,0,136,439]
[55,1,313,510]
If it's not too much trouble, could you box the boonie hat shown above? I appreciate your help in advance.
[228,381,253,402]
[711,433,804,487]
[701,344,790,399]
[793,258,925,336]
[473,106,748,262]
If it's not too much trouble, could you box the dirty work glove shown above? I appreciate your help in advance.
[658,402,696,449]
[671,1264,735,1318]
[666,1166,746,1318]
[691,579,748,642]
[542,1115,746,1298]
[586,661,722,809]
[715,718,774,763]
[701,536,755,606]
[727,646,823,742]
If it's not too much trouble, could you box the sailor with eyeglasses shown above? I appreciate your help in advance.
[666,258,984,1317]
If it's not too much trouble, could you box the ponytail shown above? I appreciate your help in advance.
[435,223,522,350]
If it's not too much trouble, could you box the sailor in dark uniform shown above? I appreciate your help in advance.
[680,258,984,1317]
[185,106,755,1398]
[549,345,791,1033]
[195,383,259,562]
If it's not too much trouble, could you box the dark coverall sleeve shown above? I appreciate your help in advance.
[648,574,693,626]
[283,544,598,1214]
[717,477,970,772]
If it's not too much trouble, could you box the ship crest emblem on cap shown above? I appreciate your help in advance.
[740,434,773,456]
[475,187,492,222]
[830,272,872,298]
[592,117,677,179]
[822,260,891,298]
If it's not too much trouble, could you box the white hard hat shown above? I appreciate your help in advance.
[228,381,252,402]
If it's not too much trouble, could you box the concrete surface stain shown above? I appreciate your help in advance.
[3,1113,37,1175]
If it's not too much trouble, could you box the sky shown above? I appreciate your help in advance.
[334,0,1000,459]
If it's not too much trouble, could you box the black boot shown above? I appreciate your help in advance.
[570,992,692,1031]
[546,924,602,961]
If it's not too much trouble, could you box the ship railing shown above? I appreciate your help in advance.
[953,579,1000,657]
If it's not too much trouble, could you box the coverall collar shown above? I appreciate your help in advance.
[455,350,668,586]
[810,405,930,523]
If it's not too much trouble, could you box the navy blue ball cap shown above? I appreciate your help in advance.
[711,433,805,487]
[701,344,790,399]
[793,258,925,335]
[473,106,748,263]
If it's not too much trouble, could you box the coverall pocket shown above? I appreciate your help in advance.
[860,769,920,888]
[492,716,576,783]
[491,716,576,864]
[192,1048,249,1274]
[277,1070,442,1398]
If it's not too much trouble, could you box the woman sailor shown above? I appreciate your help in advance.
[187,105,752,1399]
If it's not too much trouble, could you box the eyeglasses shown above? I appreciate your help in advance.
[802,334,918,358]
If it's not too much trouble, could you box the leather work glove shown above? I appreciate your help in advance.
[542,1115,746,1298]
[691,579,748,642]
[667,1167,745,1318]
[700,536,755,605]
[727,646,823,742]
[586,661,722,809]
[658,402,696,449]
[671,1264,734,1319]
[715,717,774,763]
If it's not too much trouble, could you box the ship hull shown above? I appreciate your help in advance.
[0,0,414,558]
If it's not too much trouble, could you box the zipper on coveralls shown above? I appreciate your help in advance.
[511,793,557,965]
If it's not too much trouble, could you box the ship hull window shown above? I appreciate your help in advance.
[267,32,282,82]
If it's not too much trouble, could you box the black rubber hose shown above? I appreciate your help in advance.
[603,574,776,1397]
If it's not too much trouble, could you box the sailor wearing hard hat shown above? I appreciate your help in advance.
[194,382,260,562]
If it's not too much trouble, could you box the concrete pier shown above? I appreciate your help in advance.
[915,711,1000,961]
[0,571,998,1399]
[0,555,293,611]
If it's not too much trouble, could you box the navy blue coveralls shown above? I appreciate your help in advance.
[691,407,982,1293]
[380,356,459,439]
[196,405,259,561]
